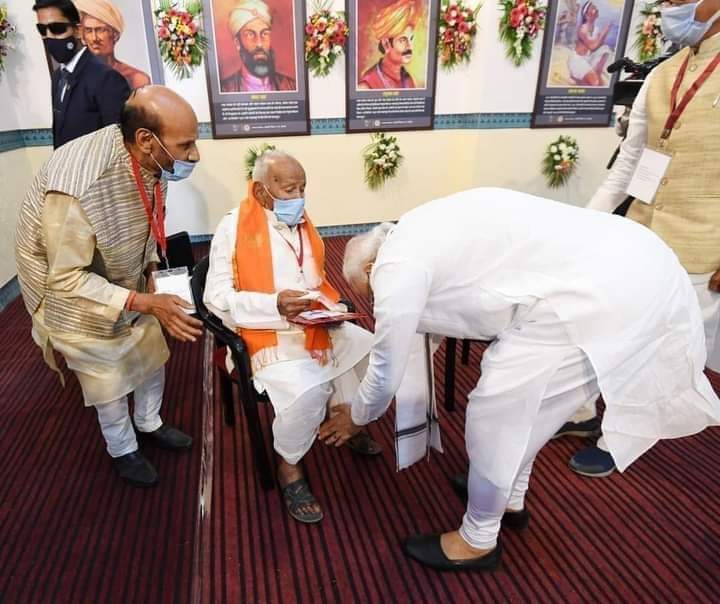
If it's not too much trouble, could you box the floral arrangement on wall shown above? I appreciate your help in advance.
[437,1,482,70]
[0,4,16,78]
[245,143,277,181]
[154,0,207,79]
[305,1,349,77]
[363,133,403,190]
[633,3,663,62]
[542,135,579,188]
[498,0,546,67]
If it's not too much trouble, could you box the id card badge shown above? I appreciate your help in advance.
[626,147,672,204]
[152,267,196,314]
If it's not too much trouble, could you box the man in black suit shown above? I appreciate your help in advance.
[33,0,130,148]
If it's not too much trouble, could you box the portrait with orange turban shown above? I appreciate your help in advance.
[357,0,427,90]
[75,0,151,89]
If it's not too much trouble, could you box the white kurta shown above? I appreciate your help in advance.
[351,188,720,473]
[204,208,373,415]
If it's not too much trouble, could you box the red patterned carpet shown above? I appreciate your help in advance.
[1,236,720,603]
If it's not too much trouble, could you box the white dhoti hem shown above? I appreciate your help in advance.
[234,322,373,464]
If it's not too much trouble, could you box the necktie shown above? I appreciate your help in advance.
[56,67,71,105]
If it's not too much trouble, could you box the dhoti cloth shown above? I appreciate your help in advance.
[229,322,374,465]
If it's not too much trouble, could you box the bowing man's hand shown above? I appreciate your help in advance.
[277,289,313,319]
[710,269,720,293]
[319,404,362,447]
[133,292,204,343]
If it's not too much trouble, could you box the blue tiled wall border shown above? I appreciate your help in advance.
[0,113,533,152]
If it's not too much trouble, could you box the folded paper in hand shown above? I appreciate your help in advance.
[289,309,364,326]
[152,267,196,314]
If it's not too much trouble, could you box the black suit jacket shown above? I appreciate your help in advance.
[51,49,131,149]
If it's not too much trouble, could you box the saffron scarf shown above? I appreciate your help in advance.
[232,182,340,364]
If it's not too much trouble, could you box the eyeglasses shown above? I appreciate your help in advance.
[36,22,74,36]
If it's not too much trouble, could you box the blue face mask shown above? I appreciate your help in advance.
[151,133,197,182]
[264,186,306,226]
[660,2,720,48]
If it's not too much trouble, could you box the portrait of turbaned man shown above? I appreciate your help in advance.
[211,0,298,93]
[356,0,431,90]
[69,0,160,88]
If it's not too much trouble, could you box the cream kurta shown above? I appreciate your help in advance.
[204,208,372,413]
[15,126,169,405]
[351,188,720,472]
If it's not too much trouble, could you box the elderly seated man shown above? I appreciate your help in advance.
[204,150,381,523]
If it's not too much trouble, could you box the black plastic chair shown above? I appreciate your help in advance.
[159,231,196,272]
[190,255,274,490]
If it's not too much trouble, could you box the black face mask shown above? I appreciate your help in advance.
[44,36,80,64]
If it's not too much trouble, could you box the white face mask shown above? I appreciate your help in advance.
[660,1,720,48]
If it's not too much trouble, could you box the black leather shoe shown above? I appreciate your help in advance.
[113,451,158,487]
[449,474,530,530]
[140,424,193,450]
[402,534,502,572]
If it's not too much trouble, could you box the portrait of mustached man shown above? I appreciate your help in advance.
[221,0,296,92]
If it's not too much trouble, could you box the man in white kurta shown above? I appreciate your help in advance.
[204,151,377,523]
[560,17,720,476]
[322,187,720,571]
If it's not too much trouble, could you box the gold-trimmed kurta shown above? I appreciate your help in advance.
[15,125,169,405]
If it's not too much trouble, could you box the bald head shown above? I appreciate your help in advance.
[252,150,306,210]
[121,85,200,176]
[121,85,197,143]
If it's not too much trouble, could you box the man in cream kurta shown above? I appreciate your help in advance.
[560,9,720,476]
[323,188,720,571]
[204,151,377,524]
[15,87,203,487]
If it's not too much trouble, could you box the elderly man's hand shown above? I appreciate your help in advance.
[710,270,720,293]
[134,293,204,342]
[319,404,362,447]
[277,289,313,319]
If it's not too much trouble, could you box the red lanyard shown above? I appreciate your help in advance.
[662,50,720,139]
[281,224,304,271]
[131,157,166,260]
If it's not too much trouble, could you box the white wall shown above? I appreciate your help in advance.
[0,0,630,287]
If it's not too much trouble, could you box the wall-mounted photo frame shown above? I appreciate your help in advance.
[346,0,439,133]
[202,0,310,138]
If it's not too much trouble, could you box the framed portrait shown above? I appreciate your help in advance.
[346,0,439,133]
[202,0,310,138]
[43,0,164,88]
[532,0,634,127]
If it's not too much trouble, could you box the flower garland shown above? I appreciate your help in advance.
[305,1,349,77]
[498,0,546,67]
[154,0,207,80]
[542,135,579,188]
[437,1,481,70]
[0,4,16,77]
[363,133,403,190]
[633,3,663,62]
[244,143,276,181]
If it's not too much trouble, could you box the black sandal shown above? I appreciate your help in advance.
[281,478,324,524]
[346,431,383,456]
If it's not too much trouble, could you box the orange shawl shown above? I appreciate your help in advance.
[232,183,340,365]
